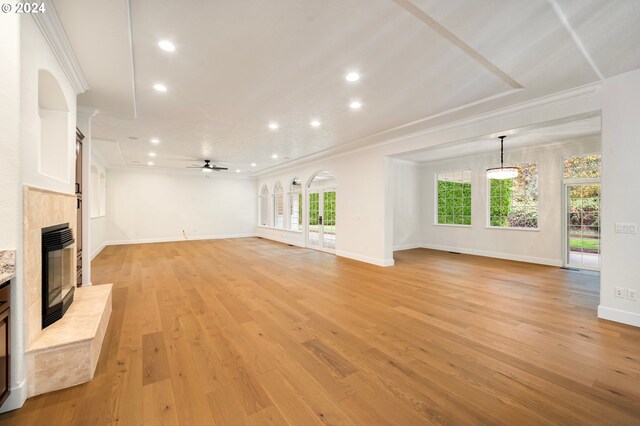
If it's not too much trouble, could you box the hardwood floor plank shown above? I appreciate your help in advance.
[142,379,179,426]
[142,332,171,386]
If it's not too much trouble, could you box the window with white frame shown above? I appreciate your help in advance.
[289,178,302,231]
[488,162,538,228]
[259,184,269,226]
[436,170,471,225]
[273,181,284,228]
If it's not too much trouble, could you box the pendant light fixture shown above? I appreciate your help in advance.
[486,135,518,180]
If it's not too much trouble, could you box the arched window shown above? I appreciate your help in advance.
[272,181,284,228]
[289,177,302,231]
[259,184,269,226]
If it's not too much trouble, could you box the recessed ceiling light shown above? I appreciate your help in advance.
[158,40,175,52]
[150,138,160,144]
[148,152,156,157]
[153,83,167,92]
[271,154,278,159]
[310,120,321,128]
[350,100,362,110]
[345,72,360,82]
[268,122,279,130]
[147,161,154,166]
[236,169,240,173]
[251,162,257,167]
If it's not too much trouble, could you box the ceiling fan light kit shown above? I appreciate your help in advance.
[486,135,518,180]
[186,159,229,172]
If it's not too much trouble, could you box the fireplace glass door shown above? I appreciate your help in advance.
[46,245,74,308]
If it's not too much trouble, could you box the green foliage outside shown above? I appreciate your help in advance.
[570,238,600,251]
[308,192,336,226]
[564,154,601,179]
[489,162,538,228]
[437,181,471,225]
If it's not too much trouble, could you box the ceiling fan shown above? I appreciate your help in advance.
[186,160,228,173]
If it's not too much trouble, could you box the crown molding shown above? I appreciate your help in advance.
[32,1,90,94]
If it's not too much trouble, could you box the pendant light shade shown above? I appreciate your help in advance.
[487,136,518,180]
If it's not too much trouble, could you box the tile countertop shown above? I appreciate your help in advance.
[0,250,16,284]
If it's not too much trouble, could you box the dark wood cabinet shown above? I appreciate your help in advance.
[0,281,10,406]
[75,129,84,287]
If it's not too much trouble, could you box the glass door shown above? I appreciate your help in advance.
[322,191,336,250]
[308,192,320,247]
[307,190,336,252]
[565,183,600,270]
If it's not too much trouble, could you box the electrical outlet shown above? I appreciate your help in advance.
[628,289,638,301]
[614,287,625,298]
[615,223,638,234]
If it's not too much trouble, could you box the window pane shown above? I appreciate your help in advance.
[435,169,471,225]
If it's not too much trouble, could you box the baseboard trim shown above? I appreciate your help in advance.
[336,250,395,267]
[0,379,27,413]
[393,243,423,252]
[420,243,563,267]
[106,233,255,246]
[255,234,305,248]
[597,305,640,327]
[90,243,106,260]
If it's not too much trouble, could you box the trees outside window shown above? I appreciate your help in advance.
[489,162,538,228]
[436,170,471,225]
[563,154,601,179]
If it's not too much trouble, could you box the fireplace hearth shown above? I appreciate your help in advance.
[42,223,75,328]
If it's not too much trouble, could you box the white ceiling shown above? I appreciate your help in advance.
[54,0,640,174]
[395,114,601,163]
[53,0,136,117]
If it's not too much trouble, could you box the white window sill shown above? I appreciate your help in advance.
[433,223,472,228]
[485,226,540,232]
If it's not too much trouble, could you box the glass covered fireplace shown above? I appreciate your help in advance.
[42,223,75,328]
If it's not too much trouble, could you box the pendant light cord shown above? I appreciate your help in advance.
[499,135,505,169]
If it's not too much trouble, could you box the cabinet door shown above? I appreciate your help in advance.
[0,308,9,405]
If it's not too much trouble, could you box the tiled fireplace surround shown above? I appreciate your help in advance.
[23,186,112,397]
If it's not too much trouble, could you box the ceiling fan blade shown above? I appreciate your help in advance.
[212,167,228,171]
[186,166,203,168]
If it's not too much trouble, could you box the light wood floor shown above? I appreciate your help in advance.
[2,238,640,425]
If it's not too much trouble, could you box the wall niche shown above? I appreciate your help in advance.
[38,69,70,182]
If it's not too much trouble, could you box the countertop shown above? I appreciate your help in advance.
[0,250,16,283]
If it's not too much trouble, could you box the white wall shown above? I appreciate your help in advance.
[420,138,600,266]
[0,14,24,413]
[599,68,640,327]
[0,15,20,249]
[106,168,256,244]
[90,149,108,259]
[392,159,422,250]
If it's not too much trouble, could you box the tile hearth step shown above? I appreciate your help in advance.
[26,284,112,397]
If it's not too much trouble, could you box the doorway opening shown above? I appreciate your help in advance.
[307,171,336,253]
[563,154,601,271]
